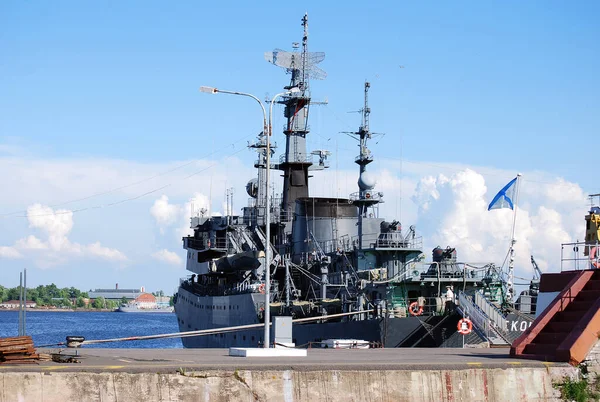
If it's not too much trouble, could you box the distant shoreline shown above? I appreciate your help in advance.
[0,308,117,313]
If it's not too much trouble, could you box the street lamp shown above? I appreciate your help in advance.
[200,85,298,349]
[200,86,271,348]
[199,87,267,138]
[264,87,300,348]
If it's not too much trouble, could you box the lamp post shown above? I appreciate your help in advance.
[199,87,267,141]
[200,86,298,349]
[264,88,299,348]
[200,86,272,348]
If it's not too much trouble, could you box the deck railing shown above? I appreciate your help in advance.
[561,241,600,271]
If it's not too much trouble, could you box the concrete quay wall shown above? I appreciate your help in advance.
[0,366,577,402]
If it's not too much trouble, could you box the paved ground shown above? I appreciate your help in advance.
[0,347,569,373]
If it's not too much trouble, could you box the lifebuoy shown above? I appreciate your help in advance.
[408,301,423,316]
[590,247,600,269]
[258,284,265,294]
[457,318,473,335]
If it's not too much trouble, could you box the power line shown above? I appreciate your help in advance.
[5,144,249,219]
[1,134,254,218]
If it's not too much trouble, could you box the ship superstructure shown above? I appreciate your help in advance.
[174,14,515,348]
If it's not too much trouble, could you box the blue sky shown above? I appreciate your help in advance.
[0,1,598,292]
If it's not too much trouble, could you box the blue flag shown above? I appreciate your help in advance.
[488,177,517,211]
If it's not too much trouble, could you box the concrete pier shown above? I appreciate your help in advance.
[0,348,579,401]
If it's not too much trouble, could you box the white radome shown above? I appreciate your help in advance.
[358,172,377,190]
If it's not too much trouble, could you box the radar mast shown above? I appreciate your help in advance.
[346,82,384,250]
[264,13,329,225]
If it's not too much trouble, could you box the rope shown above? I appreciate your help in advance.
[53,309,376,348]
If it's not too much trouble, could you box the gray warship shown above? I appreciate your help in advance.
[174,14,525,348]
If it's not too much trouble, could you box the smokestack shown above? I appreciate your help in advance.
[116,283,118,290]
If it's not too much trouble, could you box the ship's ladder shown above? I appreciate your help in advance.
[457,291,510,346]
[240,230,257,251]
[254,226,279,261]
[226,230,243,253]
[308,230,327,262]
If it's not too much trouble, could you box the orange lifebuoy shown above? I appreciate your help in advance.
[258,284,265,294]
[591,247,600,269]
[457,318,473,335]
[408,301,423,316]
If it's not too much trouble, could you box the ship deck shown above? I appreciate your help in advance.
[1,347,568,373]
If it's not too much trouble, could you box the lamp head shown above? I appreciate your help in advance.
[199,86,218,94]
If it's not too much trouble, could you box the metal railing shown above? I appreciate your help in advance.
[561,241,600,271]
[457,291,509,344]
[278,153,313,164]
[348,191,382,202]
[371,232,423,249]
[474,292,508,334]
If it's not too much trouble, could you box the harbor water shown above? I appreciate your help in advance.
[0,311,182,348]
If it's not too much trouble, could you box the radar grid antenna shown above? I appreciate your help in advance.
[264,13,326,92]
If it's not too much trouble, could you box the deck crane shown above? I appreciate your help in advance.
[529,255,542,296]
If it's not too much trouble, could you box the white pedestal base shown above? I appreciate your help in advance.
[228,347,307,357]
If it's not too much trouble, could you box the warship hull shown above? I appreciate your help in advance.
[175,287,451,348]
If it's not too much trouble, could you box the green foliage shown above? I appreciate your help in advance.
[560,378,592,402]
[120,296,129,305]
[557,362,600,402]
[0,284,92,307]
[92,297,105,309]
[76,297,86,308]
[105,299,117,310]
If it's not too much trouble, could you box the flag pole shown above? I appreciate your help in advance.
[507,173,522,304]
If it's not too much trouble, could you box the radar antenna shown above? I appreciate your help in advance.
[264,14,327,92]
[263,13,330,224]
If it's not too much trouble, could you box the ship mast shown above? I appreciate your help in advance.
[347,82,383,250]
[264,13,328,226]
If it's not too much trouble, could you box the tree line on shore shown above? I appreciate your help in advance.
[0,284,129,310]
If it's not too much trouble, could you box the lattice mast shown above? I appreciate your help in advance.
[265,13,327,223]
[346,82,382,250]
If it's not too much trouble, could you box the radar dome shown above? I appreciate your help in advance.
[246,178,258,198]
[358,172,376,190]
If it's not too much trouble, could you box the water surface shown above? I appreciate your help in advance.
[0,311,182,348]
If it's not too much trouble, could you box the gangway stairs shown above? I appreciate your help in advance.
[511,269,600,365]
[457,291,510,346]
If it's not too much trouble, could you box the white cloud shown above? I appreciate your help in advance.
[0,148,592,292]
[151,249,183,266]
[150,195,181,230]
[0,246,22,259]
[87,242,128,262]
[15,235,48,250]
[0,204,127,266]
[412,169,587,286]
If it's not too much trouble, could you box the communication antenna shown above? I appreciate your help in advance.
[262,13,330,222]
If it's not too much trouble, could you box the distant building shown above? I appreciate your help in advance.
[134,293,157,309]
[0,300,37,309]
[156,296,171,308]
[88,283,145,300]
